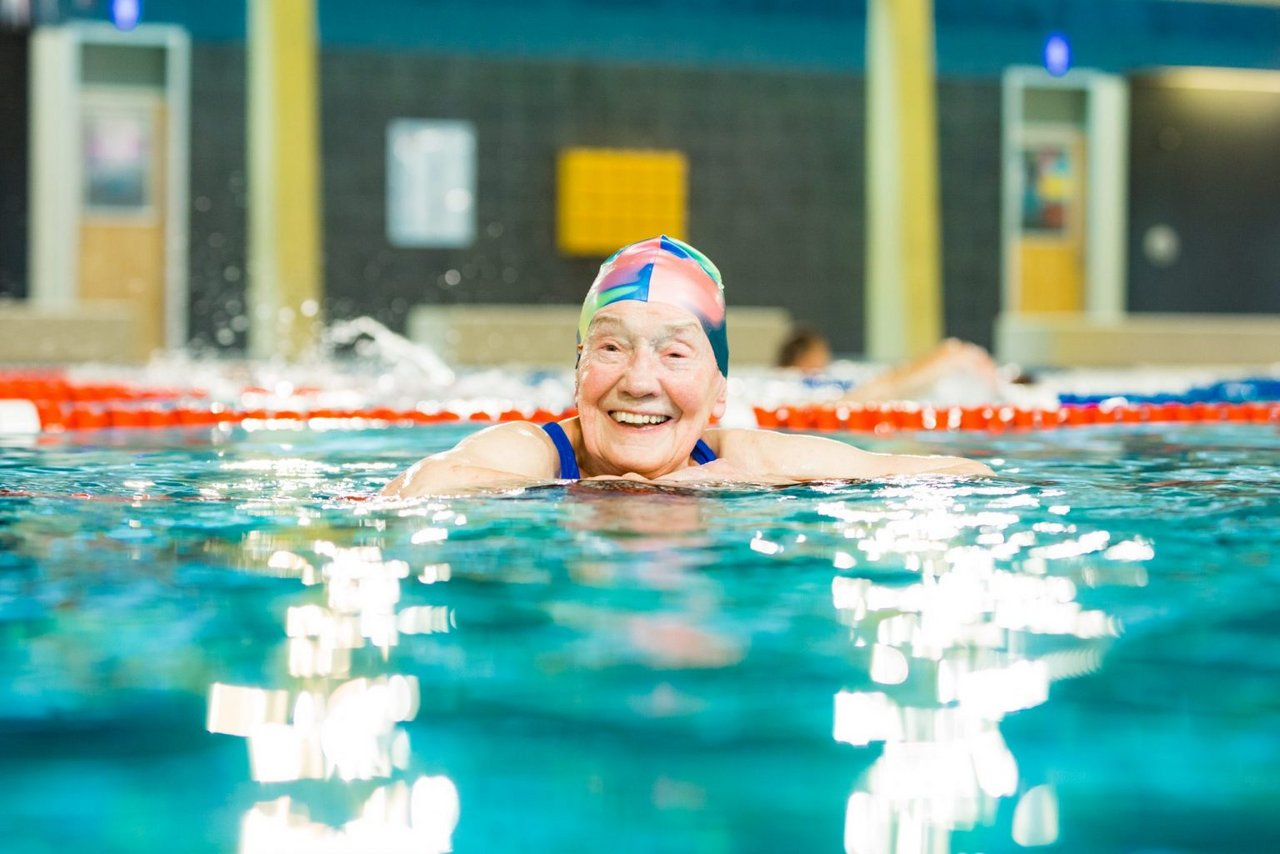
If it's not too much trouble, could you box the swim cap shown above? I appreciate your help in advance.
[577,235,729,375]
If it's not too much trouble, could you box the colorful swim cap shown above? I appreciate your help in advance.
[577,235,729,375]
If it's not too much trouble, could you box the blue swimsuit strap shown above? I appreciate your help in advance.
[691,438,718,465]
[541,421,580,479]
[540,423,718,480]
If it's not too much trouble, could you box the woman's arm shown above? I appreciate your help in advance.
[713,428,993,482]
[380,422,561,498]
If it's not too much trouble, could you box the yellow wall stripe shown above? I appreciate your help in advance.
[248,0,322,359]
[865,0,942,361]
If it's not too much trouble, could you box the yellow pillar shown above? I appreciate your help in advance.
[247,0,323,359]
[865,0,942,362]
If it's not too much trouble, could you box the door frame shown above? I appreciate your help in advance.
[1000,67,1128,324]
[29,21,189,350]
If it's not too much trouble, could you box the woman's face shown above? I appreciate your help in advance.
[575,302,726,479]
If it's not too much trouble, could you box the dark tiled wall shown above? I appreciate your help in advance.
[0,30,29,299]
[1127,78,1280,314]
[320,52,870,353]
[938,79,1002,350]
[187,43,249,350]
[183,47,1004,356]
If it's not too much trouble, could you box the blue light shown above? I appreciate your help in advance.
[112,0,141,31]
[1044,32,1071,77]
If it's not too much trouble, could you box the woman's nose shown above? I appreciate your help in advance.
[619,347,661,394]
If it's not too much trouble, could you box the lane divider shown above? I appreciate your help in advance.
[750,401,1280,433]
[1,372,1278,434]
[12,402,580,433]
[0,373,200,404]
[0,398,1276,434]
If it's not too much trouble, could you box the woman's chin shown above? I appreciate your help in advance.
[597,454,674,480]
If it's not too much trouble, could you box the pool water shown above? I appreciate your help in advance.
[1,423,1278,852]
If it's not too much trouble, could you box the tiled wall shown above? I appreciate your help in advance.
[321,52,1003,355]
[186,46,1003,355]
[187,43,249,350]
[0,30,28,299]
[938,79,1002,351]
[1127,77,1280,314]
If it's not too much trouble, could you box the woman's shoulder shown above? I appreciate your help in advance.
[456,420,564,472]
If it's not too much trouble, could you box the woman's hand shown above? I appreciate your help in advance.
[580,472,654,483]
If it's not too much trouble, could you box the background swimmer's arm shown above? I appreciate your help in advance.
[717,429,993,480]
[380,422,561,497]
[843,339,1002,403]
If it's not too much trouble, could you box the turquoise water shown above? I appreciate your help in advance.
[1,423,1278,852]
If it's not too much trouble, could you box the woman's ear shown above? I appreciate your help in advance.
[711,373,728,420]
[573,349,584,404]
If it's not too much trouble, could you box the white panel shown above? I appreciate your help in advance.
[1085,75,1128,322]
[164,26,190,350]
[386,119,476,249]
[28,26,81,307]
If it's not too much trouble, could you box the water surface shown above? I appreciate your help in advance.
[1,423,1278,852]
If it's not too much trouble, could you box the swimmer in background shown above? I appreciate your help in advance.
[382,236,992,498]
[777,325,1005,405]
[776,325,833,374]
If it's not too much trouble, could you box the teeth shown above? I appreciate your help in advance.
[612,412,669,425]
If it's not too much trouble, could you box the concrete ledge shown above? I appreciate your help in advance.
[0,300,140,365]
[996,312,1280,368]
[407,303,793,369]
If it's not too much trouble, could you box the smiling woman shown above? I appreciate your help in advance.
[381,236,991,498]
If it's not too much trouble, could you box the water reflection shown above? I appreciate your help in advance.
[565,481,709,537]
[198,474,1159,852]
[823,482,1146,852]
[205,536,459,851]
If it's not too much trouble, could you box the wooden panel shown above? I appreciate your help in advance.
[997,312,1280,367]
[1018,240,1083,312]
[79,224,164,359]
[0,302,137,364]
[78,96,166,361]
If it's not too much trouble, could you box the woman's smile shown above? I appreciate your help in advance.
[609,410,673,427]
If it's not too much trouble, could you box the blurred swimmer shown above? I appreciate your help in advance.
[842,338,1005,405]
[777,326,1005,405]
[382,236,991,497]
[776,325,833,373]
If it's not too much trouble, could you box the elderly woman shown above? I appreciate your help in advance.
[382,236,991,497]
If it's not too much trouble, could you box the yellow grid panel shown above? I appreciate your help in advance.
[557,147,688,256]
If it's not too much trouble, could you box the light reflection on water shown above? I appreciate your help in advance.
[819,479,1133,852]
[206,536,462,849]
[1,424,1279,851]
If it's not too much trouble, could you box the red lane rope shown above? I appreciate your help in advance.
[24,402,579,432]
[7,400,1276,433]
[752,401,1280,433]
[3,372,1278,433]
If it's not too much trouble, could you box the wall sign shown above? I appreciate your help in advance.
[386,119,476,249]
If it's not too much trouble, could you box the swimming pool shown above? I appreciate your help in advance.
[1,421,1278,851]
